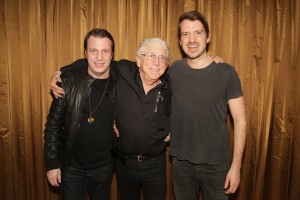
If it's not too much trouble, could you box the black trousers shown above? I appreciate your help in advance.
[114,154,166,200]
[61,164,113,200]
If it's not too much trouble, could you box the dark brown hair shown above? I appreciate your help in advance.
[84,28,115,53]
[178,11,210,39]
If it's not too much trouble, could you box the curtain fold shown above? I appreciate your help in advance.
[0,0,299,199]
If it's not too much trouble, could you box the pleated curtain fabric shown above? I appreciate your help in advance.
[0,0,299,200]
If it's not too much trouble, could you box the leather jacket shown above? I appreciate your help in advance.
[44,67,114,171]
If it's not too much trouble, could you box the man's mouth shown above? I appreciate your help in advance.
[95,62,105,66]
[150,67,159,73]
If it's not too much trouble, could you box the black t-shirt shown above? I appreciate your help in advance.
[72,78,115,170]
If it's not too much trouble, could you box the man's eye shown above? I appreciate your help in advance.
[149,54,156,59]
[196,31,203,36]
[182,33,188,37]
[159,56,166,61]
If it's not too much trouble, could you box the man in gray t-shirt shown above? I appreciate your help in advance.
[169,11,246,200]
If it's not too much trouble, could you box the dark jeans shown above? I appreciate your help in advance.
[172,157,229,200]
[114,154,166,200]
[61,164,113,200]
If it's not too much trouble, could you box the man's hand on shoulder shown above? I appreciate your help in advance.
[50,71,64,98]
[210,55,224,63]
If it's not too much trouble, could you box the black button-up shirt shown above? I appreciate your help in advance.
[114,59,171,156]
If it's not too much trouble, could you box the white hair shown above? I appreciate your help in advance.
[136,38,170,58]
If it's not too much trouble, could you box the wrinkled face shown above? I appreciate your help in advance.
[179,19,210,60]
[136,43,168,83]
[85,36,113,79]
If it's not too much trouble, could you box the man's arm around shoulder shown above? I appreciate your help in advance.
[61,58,88,73]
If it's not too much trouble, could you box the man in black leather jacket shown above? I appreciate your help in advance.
[44,28,116,200]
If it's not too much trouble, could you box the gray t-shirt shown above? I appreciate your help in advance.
[168,59,243,165]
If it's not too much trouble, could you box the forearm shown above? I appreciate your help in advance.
[231,120,246,170]
[60,58,88,73]
[228,96,246,170]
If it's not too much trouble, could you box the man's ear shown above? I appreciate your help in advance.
[136,56,141,68]
[207,32,211,44]
[179,39,182,46]
[111,52,114,60]
[84,50,87,57]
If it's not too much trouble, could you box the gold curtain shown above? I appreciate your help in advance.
[0,0,299,199]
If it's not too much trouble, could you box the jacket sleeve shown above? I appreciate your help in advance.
[60,58,88,73]
[109,60,119,81]
[44,94,66,171]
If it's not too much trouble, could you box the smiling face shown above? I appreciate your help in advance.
[179,19,210,61]
[136,42,168,84]
[85,36,113,79]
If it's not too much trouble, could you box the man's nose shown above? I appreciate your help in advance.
[153,56,159,65]
[189,33,196,41]
[97,52,103,60]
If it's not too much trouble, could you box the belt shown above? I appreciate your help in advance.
[112,148,165,163]
[126,153,165,162]
[126,152,165,162]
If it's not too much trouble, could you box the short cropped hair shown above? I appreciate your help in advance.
[136,38,170,59]
[178,11,210,39]
[84,28,115,53]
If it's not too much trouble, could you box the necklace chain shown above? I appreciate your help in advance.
[87,77,110,124]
